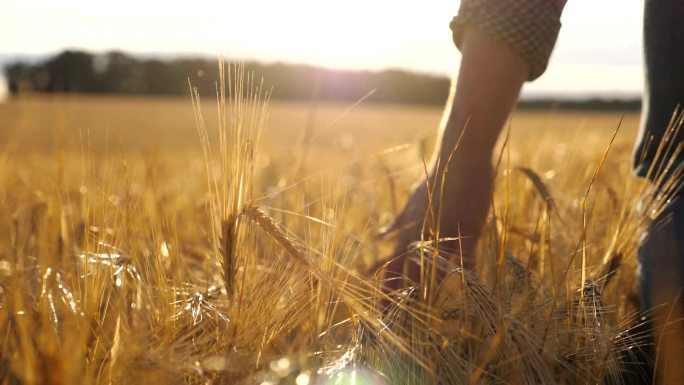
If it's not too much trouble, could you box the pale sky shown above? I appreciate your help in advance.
[1,0,644,98]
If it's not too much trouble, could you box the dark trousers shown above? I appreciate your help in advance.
[633,1,684,382]
[635,0,684,311]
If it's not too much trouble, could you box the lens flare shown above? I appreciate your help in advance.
[317,367,388,385]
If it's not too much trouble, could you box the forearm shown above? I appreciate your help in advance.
[433,26,528,174]
[424,26,528,266]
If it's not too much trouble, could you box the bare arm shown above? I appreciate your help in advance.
[429,24,529,265]
[378,26,528,285]
[435,25,528,170]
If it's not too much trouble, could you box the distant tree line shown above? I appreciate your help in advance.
[4,50,451,105]
[4,50,642,110]
[518,98,641,111]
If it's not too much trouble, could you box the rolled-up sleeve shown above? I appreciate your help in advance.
[450,0,567,81]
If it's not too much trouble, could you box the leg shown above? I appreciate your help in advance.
[637,199,684,384]
[635,1,684,382]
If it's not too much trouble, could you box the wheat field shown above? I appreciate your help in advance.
[0,67,670,384]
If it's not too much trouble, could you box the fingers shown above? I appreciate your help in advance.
[377,181,430,240]
[376,201,412,239]
[376,208,425,242]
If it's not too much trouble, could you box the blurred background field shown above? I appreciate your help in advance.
[0,94,638,160]
[1,94,642,247]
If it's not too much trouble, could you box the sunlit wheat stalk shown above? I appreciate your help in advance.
[190,60,270,327]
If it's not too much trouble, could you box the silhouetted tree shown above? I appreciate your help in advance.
[42,51,97,92]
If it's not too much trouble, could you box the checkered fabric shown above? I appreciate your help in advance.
[450,0,567,81]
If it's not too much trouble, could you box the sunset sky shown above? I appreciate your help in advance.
[1,0,644,98]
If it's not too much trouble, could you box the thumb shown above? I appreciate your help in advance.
[376,223,398,240]
[375,210,410,240]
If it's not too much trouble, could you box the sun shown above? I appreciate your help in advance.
[225,0,447,70]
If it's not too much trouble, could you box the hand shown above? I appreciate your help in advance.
[374,179,434,292]
[377,179,431,250]
[373,168,478,292]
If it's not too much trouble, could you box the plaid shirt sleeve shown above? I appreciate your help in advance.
[450,0,568,81]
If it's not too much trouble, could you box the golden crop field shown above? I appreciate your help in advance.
[1,79,666,385]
